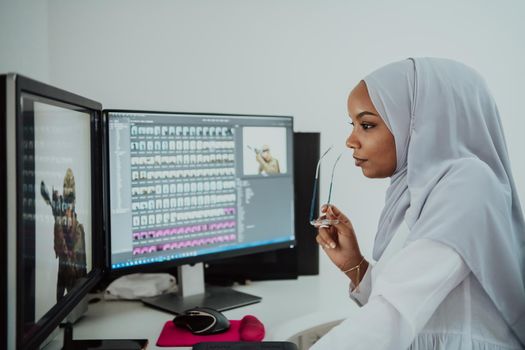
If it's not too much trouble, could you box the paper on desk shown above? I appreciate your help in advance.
[104,273,177,300]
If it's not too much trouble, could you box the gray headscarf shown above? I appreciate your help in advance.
[363,57,525,345]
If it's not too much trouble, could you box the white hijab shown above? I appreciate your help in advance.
[363,57,525,345]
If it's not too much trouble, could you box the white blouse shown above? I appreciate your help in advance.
[310,238,523,350]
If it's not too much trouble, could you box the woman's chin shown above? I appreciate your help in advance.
[361,167,373,178]
[361,167,388,179]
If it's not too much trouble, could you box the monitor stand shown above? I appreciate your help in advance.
[141,263,261,314]
[60,322,148,350]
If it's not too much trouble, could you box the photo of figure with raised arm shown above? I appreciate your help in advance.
[40,168,87,301]
[252,144,280,175]
[242,126,287,176]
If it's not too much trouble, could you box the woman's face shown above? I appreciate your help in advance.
[346,81,397,178]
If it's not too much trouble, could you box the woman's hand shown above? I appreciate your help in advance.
[315,204,363,271]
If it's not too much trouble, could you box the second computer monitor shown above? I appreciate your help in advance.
[105,110,295,273]
[2,74,104,350]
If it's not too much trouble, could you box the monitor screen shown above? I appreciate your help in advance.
[1,74,104,349]
[28,95,93,313]
[106,110,295,271]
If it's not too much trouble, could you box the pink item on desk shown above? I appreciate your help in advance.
[156,315,265,347]
[238,315,265,341]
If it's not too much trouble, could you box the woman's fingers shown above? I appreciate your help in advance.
[316,226,337,249]
[325,205,354,233]
[316,234,329,250]
[326,204,349,222]
[315,204,355,249]
[319,204,350,225]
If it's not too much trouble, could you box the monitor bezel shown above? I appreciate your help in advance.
[102,109,296,276]
[3,74,105,350]
[1,75,8,350]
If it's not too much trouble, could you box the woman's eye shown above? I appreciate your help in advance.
[348,121,355,127]
[361,123,374,130]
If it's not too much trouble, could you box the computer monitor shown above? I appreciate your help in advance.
[1,74,105,349]
[104,109,295,313]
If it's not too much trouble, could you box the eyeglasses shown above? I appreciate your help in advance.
[309,146,344,227]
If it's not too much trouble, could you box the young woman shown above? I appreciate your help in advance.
[311,58,524,349]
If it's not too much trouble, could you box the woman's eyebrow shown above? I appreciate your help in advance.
[355,111,379,119]
[349,111,380,119]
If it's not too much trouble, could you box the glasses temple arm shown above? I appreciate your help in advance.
[309,146,334,221]
[326,152,343,205]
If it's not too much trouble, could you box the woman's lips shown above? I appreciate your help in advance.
[354,156,367,166]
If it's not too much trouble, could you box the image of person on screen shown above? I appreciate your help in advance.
[310,58,524,349]
[254,145,280,175]
[41,168,87,301]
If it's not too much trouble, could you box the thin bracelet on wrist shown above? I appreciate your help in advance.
[341,256,366,292]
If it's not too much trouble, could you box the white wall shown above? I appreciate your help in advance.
[0,0,50,81]
[3,0,525,278]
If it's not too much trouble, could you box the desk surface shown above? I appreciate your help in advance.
[46,272,357,350]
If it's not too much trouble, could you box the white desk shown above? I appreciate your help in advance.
[53,272,358,349]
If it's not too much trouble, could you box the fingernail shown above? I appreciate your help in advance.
[324,244,330,249]
[330,242,336,249]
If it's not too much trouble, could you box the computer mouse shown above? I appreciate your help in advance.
[172,307,230,335]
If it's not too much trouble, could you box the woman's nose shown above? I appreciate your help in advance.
[346,131,359,149]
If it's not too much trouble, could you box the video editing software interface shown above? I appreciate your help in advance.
[107,111,295,269]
